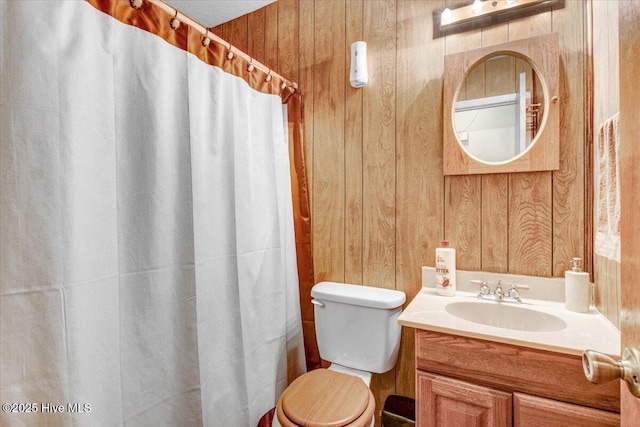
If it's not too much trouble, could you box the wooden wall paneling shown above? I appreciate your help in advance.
[264,2,279,73]
[395,0,445,399]
[549,0,585,277]
[508,172,553,276]
[210,23,223,38]
[507,10,552,41]
[504,2,554,278]
[312,0,346,282]
[363,1,396,421]
[362,0,396,290]
[298,0,314,211]
[277,0,299,81]
[482,23,509,46]
[444,4,482,273]
[344,0,364,285]
[444,176,482,271]
[481,174,509,272]
[247,7,266,62]
[222,15,248,52]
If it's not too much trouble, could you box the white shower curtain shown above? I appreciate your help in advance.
[0,2,305,426]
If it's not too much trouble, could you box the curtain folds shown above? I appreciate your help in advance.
[86,0,295,102]
[0,1,309,426]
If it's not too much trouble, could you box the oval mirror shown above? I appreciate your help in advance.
[453,52,545,164]
[443,33,559,176]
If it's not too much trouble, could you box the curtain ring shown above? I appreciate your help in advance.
[265,70,272,82]
[169,10,180,30]
[130,0,143,9]
[226,43,234,60]
[247,58,255,73]
[201,28,211,47]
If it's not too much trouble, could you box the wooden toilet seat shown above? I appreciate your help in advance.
[276,369,375,427]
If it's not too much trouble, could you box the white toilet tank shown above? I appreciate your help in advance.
[311,282,406,374]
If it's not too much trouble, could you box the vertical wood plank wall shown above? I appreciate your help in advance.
[216,1,587,424]
[592,0,620,328]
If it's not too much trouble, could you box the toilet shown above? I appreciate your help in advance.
[273,281,406,427]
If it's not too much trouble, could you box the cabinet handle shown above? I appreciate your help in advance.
[582,347,640,397]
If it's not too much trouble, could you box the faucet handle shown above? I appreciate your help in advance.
[470,280,491,298]
[506,283,529,302]
[507,283,530,292]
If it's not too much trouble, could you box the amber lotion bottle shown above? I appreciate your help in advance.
[435,240,456,296]
[565,257,591,312]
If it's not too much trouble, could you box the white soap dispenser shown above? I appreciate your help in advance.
[565,257,591,313]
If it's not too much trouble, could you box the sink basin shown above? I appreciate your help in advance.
[445,301,567,332]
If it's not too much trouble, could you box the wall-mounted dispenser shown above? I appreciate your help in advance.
[350,41,368,88]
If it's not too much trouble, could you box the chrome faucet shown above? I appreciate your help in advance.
[471,280,529,303]
[494,281,504,301]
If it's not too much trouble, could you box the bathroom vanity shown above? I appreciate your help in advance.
[399,269,621,427]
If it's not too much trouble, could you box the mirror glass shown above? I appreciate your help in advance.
[453,53,545,164]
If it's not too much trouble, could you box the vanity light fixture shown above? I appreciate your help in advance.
[434,0,564,38]
[473,0,483,14]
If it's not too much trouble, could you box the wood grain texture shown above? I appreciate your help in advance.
[508,9,551,40]
[444,175,481,271]
[363,2,397,422]
[238,0,592,409]
[263,2,279,72]
[514,392,619,427]
[395,0,445,398]
[482,23,509,46]
[362,0,396,290]
[550,0,585,278]
[482,174,509,272]
[509,172,552,276]
[278,369,373,427]
[415,329,620,412]
[442,33,560,175]
[277,0,299,81]
[222,15,248,52]
[619,0,640,423]
[417,371,512,427]
[298,0,314,211]
[247,7,266,62]
[311,0,346,282]
[345,0,364,286]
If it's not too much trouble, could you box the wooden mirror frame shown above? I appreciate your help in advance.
[443,33,560,175]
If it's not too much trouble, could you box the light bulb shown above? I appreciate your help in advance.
[442,8,452,23]
[473,0,483,13]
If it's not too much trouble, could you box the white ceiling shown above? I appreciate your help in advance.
[166,0,277,28]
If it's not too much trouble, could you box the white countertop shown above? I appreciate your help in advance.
[398,269,621,357]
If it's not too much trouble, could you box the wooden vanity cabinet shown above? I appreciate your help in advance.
[514,393,620,427]
[415,329,620,427]
[417,371,512,427]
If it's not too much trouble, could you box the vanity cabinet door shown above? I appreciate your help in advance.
[416,371,512,427]
[514,392,619,427]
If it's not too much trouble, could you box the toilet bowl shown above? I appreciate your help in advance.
[275,367,374,427]
[272,282,406,427]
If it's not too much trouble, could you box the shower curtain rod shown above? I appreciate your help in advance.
[136,0,297,93]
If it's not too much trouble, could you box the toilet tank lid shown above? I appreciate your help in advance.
[311,282,406,309]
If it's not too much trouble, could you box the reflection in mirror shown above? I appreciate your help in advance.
[453,54,545,164]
